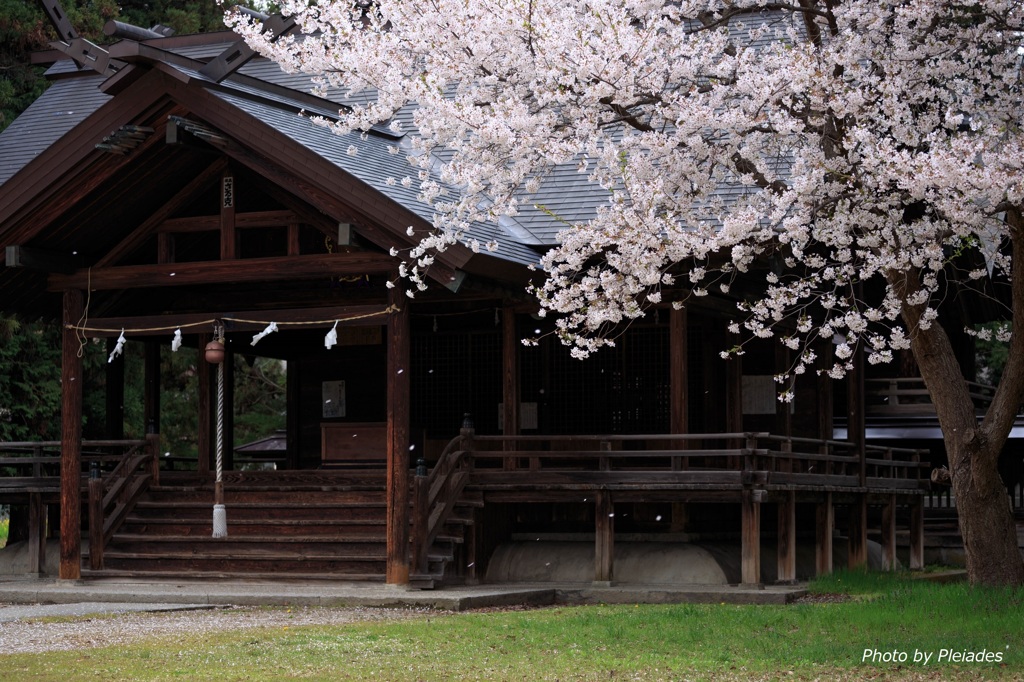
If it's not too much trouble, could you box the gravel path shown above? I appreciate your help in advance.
[0,604,432,654]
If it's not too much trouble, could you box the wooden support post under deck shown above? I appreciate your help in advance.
[386,288,411,585]
[28,493,46,575]
[741,490,761,585]
[816,492,833,576]
[502,306,519,470]
[777,491,796,583]
[60,288,84,580]
[197,333,211,475]
[848,496,868,568]
[595,490,614,585]
[909,498,925,570]
[882,494,897,571]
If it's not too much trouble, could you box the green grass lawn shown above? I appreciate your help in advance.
[2,570,1021,681]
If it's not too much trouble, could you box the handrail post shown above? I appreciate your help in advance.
[88,462,104,570]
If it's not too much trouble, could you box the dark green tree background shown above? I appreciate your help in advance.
[1,1,284,455]
[1,0,226,133]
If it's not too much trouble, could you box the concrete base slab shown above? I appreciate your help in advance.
[0,576,806,615]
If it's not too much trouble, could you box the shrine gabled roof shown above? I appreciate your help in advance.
[0,34,550,275]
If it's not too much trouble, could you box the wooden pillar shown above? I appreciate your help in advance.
[28,493,46,575]
[105,339,125,441]
[670,306,689,529]
[741,490,761,584]
[817,339,834,440]
[847,347,866,486]
[60,289,84,580]
[144,341,160,436]
[848,496,868,568]
[726,345,743,436]
[777,491,796,583]
[669,307,688,437]
[775,345,792,438]
[909,498,925,570]
[816,492,833,576]
[223,349,235,471]
[595,490,614,584]
[502,306,519,470]
[386,287,411,585]
[286,359,301,470]
[220,171,236,260]
[882,494,897,571]
[197,333,211,475]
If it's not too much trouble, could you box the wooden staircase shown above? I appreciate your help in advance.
[82,471,478,586]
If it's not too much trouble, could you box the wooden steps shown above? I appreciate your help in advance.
[85,473,475,585]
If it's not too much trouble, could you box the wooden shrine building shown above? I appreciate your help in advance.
[0,10,947,587]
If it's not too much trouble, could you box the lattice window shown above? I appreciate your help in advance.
[411,330,502,437]
[521,324,671,435]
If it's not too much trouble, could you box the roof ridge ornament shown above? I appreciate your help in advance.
[39,0,125,76]
[200,8,297,83]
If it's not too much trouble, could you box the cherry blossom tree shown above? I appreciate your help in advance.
[230,0,1024,585]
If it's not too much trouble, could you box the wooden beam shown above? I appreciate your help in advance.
[816,492,833,576]
[777,491,796,583]
[502,306,519,471]
[741,489,761,585]
[5,245,80,274]
[595,490,614,584]
[158,210,301,234]
[385,286,410,585]
[95,157,229,268]
[60,289,84,580]
[50,252,396,292]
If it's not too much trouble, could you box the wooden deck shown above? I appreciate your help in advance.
[411,430,931,586]
[2,431,930,586]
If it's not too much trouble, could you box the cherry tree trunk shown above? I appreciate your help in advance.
[906,295,1024,586]
[948,436,1024,585]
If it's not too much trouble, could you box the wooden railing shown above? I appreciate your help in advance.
[866,377,995,415]
[0,438,157,573]
[411,426,473,575]
[410,427,930,581]
[457,432,930,491]
[87,435,159,570]
[0,439,154,488]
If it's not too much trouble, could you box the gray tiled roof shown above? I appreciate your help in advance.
[0,75,110,186]
[211,87,543,266]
